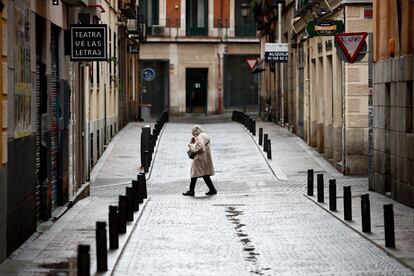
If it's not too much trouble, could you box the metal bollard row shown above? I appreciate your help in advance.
[231,111,256,136]
[307,171,396,248]
[141,111,169,172]
[77,112,156,275]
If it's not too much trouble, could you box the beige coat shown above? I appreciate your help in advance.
[189,132,215,177]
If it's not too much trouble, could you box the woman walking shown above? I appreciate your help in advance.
[183,125,217,196]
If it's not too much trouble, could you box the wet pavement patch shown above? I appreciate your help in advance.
[225,206,272,275]
[39,261,75,275]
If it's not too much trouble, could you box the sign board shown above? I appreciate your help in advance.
[265,43,288,63]
[128,44,139,54]
[70,24,107,61]
[245,58,258,72]
[307,20,344,37]
[335,32,368,63]
[142,68,156,81]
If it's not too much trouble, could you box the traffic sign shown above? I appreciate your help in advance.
[142,68,156,81]
[265,43,288,63]
[335,32,368,63]
[245,58,258,72]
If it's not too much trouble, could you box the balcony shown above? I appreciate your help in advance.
[235,24,256,37]
[186,19,208,36]
[61,0,88,6]
[119,0,137,19]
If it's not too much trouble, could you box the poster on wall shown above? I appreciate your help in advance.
[14,0,32,138]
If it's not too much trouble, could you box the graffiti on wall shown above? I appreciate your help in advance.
[14,0,32,138]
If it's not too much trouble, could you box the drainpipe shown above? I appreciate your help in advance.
[342,6,347,174]
[278,2,284,125]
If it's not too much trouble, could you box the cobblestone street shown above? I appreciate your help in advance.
[114,120,413,275]
[0,118,413,275]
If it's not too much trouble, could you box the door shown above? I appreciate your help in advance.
[140,60,169,117]
[223,55,258,110]
[186,68,208,114]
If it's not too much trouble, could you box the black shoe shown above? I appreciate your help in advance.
[205,190,217,196]
[182,190,195,196]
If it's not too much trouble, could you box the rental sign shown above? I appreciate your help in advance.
[70,24,108,61]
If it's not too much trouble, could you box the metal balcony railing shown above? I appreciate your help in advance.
[119,0,137,19]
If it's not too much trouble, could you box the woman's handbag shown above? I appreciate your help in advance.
[187,149,195,159]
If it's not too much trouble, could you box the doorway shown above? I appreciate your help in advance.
[186,68,208,114]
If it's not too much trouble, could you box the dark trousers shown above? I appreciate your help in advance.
[189,176,216,192]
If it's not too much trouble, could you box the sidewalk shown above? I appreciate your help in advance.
[113,121,413,275]
[0,122,154,275]
[255,121,414,270]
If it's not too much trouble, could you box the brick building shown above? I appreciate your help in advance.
[138,0,260,116]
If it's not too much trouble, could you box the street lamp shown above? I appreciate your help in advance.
[241,3,250,19]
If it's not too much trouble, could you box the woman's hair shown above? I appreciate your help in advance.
[192,125,204,136]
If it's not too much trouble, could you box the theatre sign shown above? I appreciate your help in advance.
[70,24,108,61]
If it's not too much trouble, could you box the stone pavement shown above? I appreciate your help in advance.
[0,118,413,275]
[113,120,413,275]
[0,122,153,275]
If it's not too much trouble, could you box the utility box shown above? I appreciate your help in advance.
[141,104,152,122]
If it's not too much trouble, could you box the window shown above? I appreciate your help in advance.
[235,0,256,37]
[140,0,159,34]
[186,0,208,36]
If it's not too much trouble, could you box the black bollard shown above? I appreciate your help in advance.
[307,169,314,196]
[263,134,268,152]
[126,187,134,222]
[259,128,263,145]
[252,120,256,136]
[136,177,144,204]
[132,180,140,211]
[361,194,371,233]
[267,139,272,159]
[384,204,395,247]
[95,221,108,272]
[139,173,148,199]
[328,179,336,211]
[343,186,352,221]
[317,174,324,203]
[144,150,149,173]
[118,195,127,234]
[77,244,90,276]
[140,126,151,167]
[108,206,119,249]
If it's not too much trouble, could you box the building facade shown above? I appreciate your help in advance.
[0,0,138,263]
[258,0,372,175]
[139,0,261,116]
[372,0,414,207]
[0,0,7,262]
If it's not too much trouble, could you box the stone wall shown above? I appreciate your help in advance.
[373,55,414,207]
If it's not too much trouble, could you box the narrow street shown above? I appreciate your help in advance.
[0,118,412,275]
[112,119,412,275]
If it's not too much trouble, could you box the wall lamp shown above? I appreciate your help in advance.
[300,31,309,42]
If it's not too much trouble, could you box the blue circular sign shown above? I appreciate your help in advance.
[142,68,156,81]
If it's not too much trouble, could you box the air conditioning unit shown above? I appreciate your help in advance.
[151,26,165,36]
